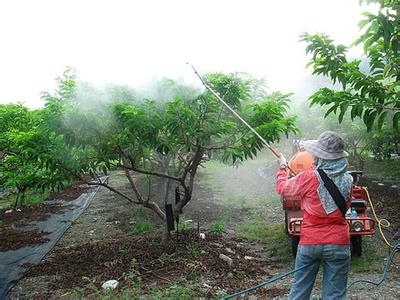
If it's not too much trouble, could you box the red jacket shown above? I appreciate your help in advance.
[276,169,350,245]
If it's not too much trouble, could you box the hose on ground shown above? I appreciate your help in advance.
[222,240,400,299]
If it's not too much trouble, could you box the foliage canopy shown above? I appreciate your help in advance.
[0,69,297,237]
[302,0,400,131]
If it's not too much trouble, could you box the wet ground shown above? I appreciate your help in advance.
[4,152,400,299]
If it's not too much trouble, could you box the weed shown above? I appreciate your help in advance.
[96,281,141,299]
[157,253,174,264]
[236,216,292,263]
[208,219,225,233]
[236,215,269,241]
[127,204,158,235]
[122,258,142,296]
[0,190,50,209]
[130,217,154,234]
[364,158,400,179]
[175,216,195,232]
[118,247,132,254]
[153,283,197,299]
[186,244,202,257]
[27,191,51,205]
[214,288,228,298]
[131,205,144,217]
[350,237,388,273]
[80,276,100,295]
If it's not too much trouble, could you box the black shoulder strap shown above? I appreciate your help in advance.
[317,169,347,218]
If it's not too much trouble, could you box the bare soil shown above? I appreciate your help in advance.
[1,203,71,226]
[0,180,89,250]
[359,177,400,238]
[22,230,288,298]
[0,226,50,250]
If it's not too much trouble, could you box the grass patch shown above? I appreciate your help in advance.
[131,205,144,217]
[0,196,10,210]
[0,190,50,210]
[350,237,388,273]
[208,219,225,233]
[99,281,200,299]
[175,216,196,232]
[129,205,158,235]
[226,195,249,208]
[225,195,277,209]
[130,217,155,235]
[158,284,196,298]
[236,216,292,262]
[363,158,400,179]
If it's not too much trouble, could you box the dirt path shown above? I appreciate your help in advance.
[8,154,400,299]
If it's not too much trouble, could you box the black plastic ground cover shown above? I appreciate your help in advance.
[0,186,100,299]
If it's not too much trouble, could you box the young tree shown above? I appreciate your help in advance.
[0,104,36,206]
[302,0,400,131]
[0,104,70,206]
[31,69,297,240]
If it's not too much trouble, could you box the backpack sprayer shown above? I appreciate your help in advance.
[188,63,399,298]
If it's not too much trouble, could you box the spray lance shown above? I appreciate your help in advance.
[188,63,295,174]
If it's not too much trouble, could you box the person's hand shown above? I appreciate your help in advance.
[278,153,287,168]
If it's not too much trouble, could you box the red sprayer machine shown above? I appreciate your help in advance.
[284,149,375,257]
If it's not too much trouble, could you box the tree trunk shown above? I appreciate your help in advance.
[162,177,171,241]
[14,193,20,208]
[162,227,171,243]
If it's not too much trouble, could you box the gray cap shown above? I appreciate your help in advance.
[303,131,348,160]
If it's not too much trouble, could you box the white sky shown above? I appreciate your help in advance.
[0,0,376,108]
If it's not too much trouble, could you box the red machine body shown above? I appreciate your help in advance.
[283,150,375,256]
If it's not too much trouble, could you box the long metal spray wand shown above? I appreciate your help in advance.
[188,63,295,173]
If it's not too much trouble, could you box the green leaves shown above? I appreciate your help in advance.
[394,112,400,131]
[302,0,400,131]
[205,73,252,109]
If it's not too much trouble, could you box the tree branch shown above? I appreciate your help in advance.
[59,164,138,204]
[116,164,181,182]
[173,144,204,217]
[124,168,144,203]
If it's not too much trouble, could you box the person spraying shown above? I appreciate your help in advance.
[276,131,353,300]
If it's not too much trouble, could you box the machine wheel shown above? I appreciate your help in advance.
[351,235,362,257]
[291,236,300,257]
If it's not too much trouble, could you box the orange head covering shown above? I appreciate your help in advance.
[288,149,314,174]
